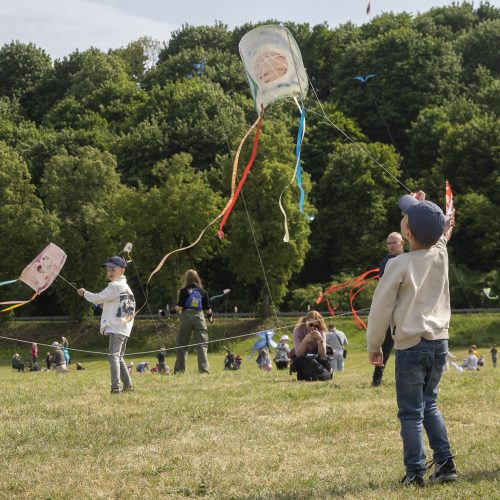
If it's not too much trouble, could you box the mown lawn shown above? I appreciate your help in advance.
[0,336,498,499]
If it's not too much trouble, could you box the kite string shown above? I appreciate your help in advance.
[0,309,368,357]
[305,76,412,194]
[58,274,78,291]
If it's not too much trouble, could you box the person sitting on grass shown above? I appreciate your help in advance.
[11,353,24,372]
[290,311,332,381]
[136,361,150,373]
[367,191,457,487]
[51,342,68,374]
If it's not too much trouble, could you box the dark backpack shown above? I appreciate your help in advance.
[184,288,203,311]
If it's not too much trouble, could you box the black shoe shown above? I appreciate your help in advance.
[401,474,425,487]
[428,457,457,483]
[110,388,121,394]
[371,378,382,387]
[123,385,134,392]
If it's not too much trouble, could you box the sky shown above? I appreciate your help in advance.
[1,0,498,60]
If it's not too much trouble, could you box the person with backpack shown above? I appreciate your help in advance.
[174,269,213,374]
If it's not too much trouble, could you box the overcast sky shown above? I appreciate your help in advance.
[1,0,498,60]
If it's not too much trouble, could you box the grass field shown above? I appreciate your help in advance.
[1,317,499,499]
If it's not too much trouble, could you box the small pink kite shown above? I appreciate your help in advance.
[0,243,67,312]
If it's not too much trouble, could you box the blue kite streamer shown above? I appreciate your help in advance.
[250,330,278,353]
[296,101,306,212]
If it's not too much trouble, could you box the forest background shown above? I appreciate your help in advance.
[0,1,498,319]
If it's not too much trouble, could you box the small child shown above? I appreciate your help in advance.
[77,256,135,394]
[45,352,52,370]
[274,335,290,370]
[366,191,456,487]
[156,347,169,374]
[256,348,272,372]
[31,343,38,365]
[233,354,242,370]
[136,361,150,373]
[51,342,68,374]
[462,349,478,370]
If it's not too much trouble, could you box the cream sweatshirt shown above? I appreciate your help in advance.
[366,235,450,351]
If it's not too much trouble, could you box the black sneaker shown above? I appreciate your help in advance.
[123,385,134,392]
[401,474,425,487]
[371,378,382,387]
[110,388,121,394]
[429,457,457,483]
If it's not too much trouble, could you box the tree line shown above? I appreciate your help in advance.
[0,2,498,318]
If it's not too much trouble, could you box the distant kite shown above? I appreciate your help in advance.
[353,74,376,84]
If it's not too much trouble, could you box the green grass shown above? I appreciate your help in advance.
[0,333,499,498]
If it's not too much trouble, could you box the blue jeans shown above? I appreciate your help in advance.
[331,355,344,371]
[395,338,452,475]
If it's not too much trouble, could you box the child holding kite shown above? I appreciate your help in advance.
[77,256,135,393]
[367,191,456,487]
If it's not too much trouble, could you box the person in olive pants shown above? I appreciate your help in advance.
[174,269,213,374]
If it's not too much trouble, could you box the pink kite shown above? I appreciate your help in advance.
[0,243,67,313]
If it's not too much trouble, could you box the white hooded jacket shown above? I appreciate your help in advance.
[83,276,135,337]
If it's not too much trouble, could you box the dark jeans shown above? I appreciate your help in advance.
[396,338,452,475]
[372,328,394,382]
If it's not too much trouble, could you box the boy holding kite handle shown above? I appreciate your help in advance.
[366,190,457,487]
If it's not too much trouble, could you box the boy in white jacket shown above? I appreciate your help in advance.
[78,256,135,393]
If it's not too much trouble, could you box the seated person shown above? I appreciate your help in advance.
[462,349,478,370]
[11,353,24,372]
[291,311,332,381]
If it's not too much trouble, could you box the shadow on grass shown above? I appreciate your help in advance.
[461,466,500,484]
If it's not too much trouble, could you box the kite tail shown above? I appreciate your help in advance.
[0,292,37,313]
[218,108,264,239]
[278,97,306,242]
[133,113,265,319]
[0,279,18,287]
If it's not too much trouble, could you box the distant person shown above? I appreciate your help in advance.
[76,362,85,370]
[274,335,290,370]
[45,352,52,371]
[462,349,478,370]
[371,232,405,386]
[31,343,38,365]
[77,256,135,394]
[11,353,24,372]
[156,347,169,374]
[256,348,272,372]
[174,269,213,374]
[326,324,348,372]
[51,342,68,374]
[136,361,150,373]
[367,191,457,486]
[490,345,497,368]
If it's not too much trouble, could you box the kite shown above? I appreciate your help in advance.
[137,26,309,316]
[316,268,380,329]
[483,288,498,300]
[445,179,455,218]
[0,243,67,313]
[353,74,376,84]
[210,288,231,301]
[250,330,278,353]
[219,24,309,242]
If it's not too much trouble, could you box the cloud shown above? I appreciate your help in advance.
[0,0,177,59]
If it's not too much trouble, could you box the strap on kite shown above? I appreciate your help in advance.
[218,107,264,239]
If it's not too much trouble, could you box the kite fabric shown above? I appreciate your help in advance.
[445,179,455,217]
[483,288,499,300]
[0,243,67,313]
[251,330,278,353]
[316,268,380,329]
[239,24,308,113]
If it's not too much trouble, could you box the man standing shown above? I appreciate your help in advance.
[371,232,404,386]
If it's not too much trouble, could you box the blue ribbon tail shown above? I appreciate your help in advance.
[0,279,18,287]
[296,103,306,212]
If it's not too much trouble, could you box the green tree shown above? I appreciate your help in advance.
[39,146,128,317]
[0,141,59,296]
[305,142,402,282]
[0,41,52,113]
